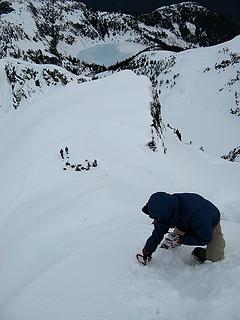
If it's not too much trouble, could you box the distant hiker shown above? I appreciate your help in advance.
[92,159,98,167]
[175,129,182,141]
[141,192,225,264]
[65,146,69,155]
[60,149,64,159]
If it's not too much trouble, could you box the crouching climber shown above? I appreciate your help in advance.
[141,192,225,263]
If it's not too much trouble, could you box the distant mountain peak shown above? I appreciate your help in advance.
[155,1,204,10]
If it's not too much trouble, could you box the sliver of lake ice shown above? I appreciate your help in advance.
[77,42,146,66]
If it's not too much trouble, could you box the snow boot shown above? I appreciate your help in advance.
[192,247,206,263]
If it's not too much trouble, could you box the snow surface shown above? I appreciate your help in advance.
[0,70,240,319]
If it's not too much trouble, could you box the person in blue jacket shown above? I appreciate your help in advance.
[141,192,225,263]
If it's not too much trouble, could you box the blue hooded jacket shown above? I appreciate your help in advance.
[144,192,220,254]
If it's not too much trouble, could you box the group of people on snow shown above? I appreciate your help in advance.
[59,147,98,172]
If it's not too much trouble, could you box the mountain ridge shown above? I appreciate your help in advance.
[0,0,238,64]
[0,0,239,161]
[78,0,240,28]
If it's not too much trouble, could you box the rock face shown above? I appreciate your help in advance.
[0,1,14,15]
[222,147,240,162]
[138,2,239,47]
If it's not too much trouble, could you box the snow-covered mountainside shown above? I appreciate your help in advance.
[0,70,240,320]
[0,1,239,160]
[0,0,239,114]
[138,2,239,47]
[0,0,238,62]
[0,57,87,112]
[109,36,240,160]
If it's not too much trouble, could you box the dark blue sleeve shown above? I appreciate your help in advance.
[145,222,170,254]
[183,216,213,246]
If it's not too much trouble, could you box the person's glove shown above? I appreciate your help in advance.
[160,232,183,249]
[142,247,152,262]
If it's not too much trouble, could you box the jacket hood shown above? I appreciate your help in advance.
[147,192,178,223]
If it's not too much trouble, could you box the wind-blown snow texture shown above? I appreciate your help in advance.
[0,1,240,320]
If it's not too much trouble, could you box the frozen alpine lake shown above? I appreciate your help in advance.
[77,42,146,66]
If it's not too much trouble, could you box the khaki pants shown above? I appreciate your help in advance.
[174,222,225,262]
[206,222,225,262]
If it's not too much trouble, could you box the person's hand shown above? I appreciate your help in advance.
[142,247,152,262]
[160,233,183,249]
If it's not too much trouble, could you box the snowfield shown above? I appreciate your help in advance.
[0,69,240,319]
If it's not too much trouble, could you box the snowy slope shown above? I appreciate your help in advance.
[0,58,85,114]
[159,36,240,157]
[0,71,240,320]
[118,35,240,159]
